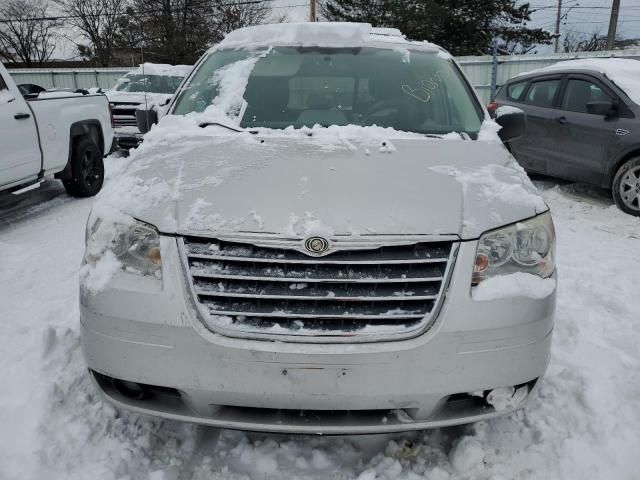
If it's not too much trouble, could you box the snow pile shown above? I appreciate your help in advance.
[477,119,502,142]
[79,250,121,292]
[37,91,84,99]
[285,211,336,237]
[473,272,556,301]
[495,105,524,118]
[521,58,640,105]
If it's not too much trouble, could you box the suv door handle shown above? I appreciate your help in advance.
[554,116,568,125]
[14,112,31,120]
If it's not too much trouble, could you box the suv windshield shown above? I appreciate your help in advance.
[173,47,483,135]
[114,74,184,94]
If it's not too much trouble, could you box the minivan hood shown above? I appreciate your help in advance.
[99,133,547,240]
[106,91,173,105]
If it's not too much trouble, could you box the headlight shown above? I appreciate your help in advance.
[473,212,555,285]
[84,209,162,278]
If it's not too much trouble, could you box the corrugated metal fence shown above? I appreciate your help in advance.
[7,67,130,91]
[456,48,640,103]
[7,48,640,104]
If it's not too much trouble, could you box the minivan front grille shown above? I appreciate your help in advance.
[179,236,457,343]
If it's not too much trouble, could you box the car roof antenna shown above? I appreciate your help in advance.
[139,22,150,134]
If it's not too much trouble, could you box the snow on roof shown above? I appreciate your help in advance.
[370,27,404,38]
[520,58,640,106]
[214,22,441,52]
[217,22,372,49]
[127,63,192,77]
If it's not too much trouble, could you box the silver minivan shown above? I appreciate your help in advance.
[80,23,556,434]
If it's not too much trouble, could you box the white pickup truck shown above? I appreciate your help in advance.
[0,62,114,197]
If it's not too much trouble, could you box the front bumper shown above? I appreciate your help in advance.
[81,237,555,434]
[114,129,144,150]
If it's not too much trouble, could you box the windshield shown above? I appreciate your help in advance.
[114,74,184,94]
[173,47,483,135]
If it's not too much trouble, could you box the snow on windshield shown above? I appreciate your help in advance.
[171,45,484,138]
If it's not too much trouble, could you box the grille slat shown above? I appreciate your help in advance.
[180,236,456,342]
[189,271,445,283]
[187,252,448,265]
[195,288,438,302]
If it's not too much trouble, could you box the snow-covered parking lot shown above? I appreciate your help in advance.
[1,158,639,480]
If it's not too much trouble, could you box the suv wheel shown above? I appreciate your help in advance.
[62,138,104,197]
[613,157,640,216]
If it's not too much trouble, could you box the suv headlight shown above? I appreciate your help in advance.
[473,212,555,285]
[84,209,162,278]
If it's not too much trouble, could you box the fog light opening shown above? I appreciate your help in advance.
[112,379,146,400]
[484,384,530,411]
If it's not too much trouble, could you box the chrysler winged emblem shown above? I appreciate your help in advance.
[304,236,329,255]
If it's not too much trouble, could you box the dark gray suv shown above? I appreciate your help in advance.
[492,59,640,216]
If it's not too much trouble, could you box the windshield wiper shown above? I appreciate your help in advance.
[423,132,471,140]
[198,122,243,133]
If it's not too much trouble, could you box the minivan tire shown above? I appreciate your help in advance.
[62,138,104,197]
[613,157,640,217]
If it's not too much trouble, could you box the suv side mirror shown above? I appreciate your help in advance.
[136,108,158,134]
[495,107,527,143]
[586,100,617,117]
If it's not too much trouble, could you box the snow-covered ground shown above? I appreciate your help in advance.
[1,162,639,480]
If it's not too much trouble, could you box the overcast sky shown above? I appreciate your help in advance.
[275,0,640,40]
[53,0,640,60]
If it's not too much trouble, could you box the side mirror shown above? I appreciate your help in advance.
[136,108,158,134]
[586,100,616,117]
[495,106,527,143]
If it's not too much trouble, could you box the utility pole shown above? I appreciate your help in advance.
[310,0,316,22]
[554,0,563,53]
[606,0,621,50]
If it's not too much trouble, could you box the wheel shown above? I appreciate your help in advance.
[612,157,640,216]
[62,138,104,197]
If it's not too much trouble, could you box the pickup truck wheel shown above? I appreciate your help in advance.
[613,157,640,217]
[62,138,104,197]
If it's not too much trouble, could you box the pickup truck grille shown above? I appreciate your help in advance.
[110,102,140,127]
[179,236,457,343]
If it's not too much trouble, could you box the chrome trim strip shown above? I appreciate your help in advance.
[194,289,438,302]
[205,310,426,321]
[189,271,445,283]
[187,253,449,265]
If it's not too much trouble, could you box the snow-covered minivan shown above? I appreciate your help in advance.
[80,23,557,434]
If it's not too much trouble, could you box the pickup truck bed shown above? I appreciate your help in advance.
[1,62,114,197]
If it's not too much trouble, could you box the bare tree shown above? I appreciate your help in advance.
[209,0,272,43]
[115,0,278,65]
[0,0,59,65]
[53,0,129,66]
[563,30,607,53]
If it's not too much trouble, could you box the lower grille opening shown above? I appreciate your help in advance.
[92,370,181,400]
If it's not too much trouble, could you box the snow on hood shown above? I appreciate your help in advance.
[95,118,546,240]
[126,63,192,77]
[520,58,640,106]
[105,91,173,106]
